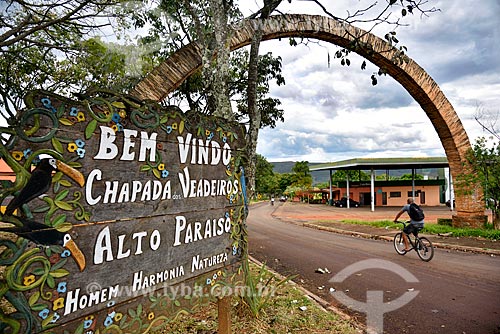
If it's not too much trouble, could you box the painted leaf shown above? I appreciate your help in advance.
[85,119,98,139]
[55,222,73,233]
[46,274,55,288]
[55,189,69,201]
[153,168,161,179]
[51,137,64,154]
[179,120,185,134]
[50,269,70,278]
[52,214,67,227]
[29,291,40,306]
[59,118,74,126]
[111,101,126,109]
[55,200,73,211]
[31,303,48,311]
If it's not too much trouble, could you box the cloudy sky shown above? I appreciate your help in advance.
[239,0,500,162]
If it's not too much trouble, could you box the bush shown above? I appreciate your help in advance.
[437,218,453,226]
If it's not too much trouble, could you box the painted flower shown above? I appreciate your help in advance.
[223,136,227,143]
[112,113,121,123]
[53,297,65,311]
[49,253,60,264]
[39,308,50,319]
[172,122,178,130]
[158,163,165,171]
[12,151,23,161]
[57,282,67,293]
[76,148,85,158]
[51,312,60,323]
[217,270,223,277]
[23,148,32,158]
[41,97,51,108]
[206,278,212,285]
[232,245,238,256]
[205,129,211,136]
[41,97,56,113]
[156,143,163,150]
[77,111,86,122]
[207,132,214,140]
[67,143,77,153]
[75,139,85,148]
[116,123,124,132]
[114,312,123,321]
[61,250,71,258]
[161,170,169,178]
[106,300,116,307]
[148,312,155,320]
[83,319,93,329]
[23,274,35,286]
[69,107,79,117]
[119,110,126,118]
[104,315,114,327]
[213,273,218,280]
[111,124,118,132]
[165,125,173,134]
[225,212,230,218]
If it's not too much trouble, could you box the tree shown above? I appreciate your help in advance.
[456,137,500,229]
[331,170,371,182]
[0,0,142,118]
[291,161,312,188]
[255,154,280,196]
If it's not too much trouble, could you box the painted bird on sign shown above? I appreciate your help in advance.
[4,157,85,216]
[0,217,86,271]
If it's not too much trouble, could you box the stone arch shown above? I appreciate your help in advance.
[130,14,484,226]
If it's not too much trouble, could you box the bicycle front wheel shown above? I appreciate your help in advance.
[393,233,407,255]
[416,237,434,261]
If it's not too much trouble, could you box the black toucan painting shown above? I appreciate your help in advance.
[0,217,86,271]
[4,157,85,216]
[1,156,86,270]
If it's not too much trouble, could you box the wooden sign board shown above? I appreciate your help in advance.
[0,90,248,333]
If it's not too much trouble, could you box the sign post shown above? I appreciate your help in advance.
[0,90,247,333]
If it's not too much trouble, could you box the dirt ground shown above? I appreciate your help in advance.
[270,201,500,253]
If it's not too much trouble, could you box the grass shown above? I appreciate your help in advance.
[339,219,500,240]
[154,262,360,334]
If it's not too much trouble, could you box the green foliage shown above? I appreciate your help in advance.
[456,136,500,227]
[255,154,280,195]
[291,161,312,188]
[331,170,370,182]
[241,257,297,318]
[340,219,500,239]
[399,173,424,180]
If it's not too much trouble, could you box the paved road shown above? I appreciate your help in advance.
[248,202,500,334]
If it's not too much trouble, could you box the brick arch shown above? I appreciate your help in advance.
[130,14,484,226]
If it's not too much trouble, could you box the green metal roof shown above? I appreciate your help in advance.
[310,157,449,171]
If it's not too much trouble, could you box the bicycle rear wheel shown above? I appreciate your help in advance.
[416,237,434,261]
[393,233,407,255]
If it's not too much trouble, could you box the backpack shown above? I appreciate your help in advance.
[409,203,425,221]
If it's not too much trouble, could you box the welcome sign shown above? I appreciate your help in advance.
[0,90,247,333]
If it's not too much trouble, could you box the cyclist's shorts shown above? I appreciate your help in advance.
[404,223,424,236]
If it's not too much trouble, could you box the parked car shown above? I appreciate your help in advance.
[334,197,360,208]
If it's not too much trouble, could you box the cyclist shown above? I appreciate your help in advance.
[393,198,425,251]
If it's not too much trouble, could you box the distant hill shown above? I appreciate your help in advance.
[271,162,444,185]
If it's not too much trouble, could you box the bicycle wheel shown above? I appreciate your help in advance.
[416,237,434,261]
[393,233,407,255]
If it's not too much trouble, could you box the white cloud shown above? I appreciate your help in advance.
[243,0,500,162]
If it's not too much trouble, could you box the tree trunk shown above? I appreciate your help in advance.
[244,1,283,199]
[244,23,264,199]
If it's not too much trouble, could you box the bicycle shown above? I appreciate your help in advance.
[393,221,434,262]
